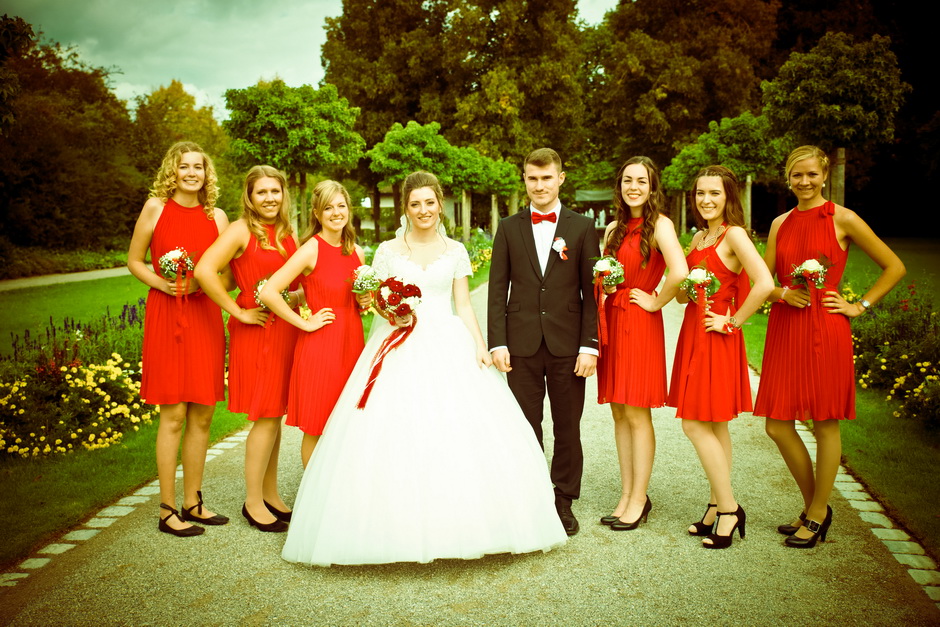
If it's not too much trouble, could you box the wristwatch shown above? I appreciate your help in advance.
[859,299,871,312]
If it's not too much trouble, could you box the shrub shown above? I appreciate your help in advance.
[0,299,152,459]
[465,230,493,275]
[852,280,940,427]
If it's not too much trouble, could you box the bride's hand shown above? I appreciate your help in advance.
[392,314,413,328]
[476,345,493,368]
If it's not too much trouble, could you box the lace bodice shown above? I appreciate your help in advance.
[372,239,472,318]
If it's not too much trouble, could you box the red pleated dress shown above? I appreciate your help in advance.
[754,202,854,421]
[597,217,668,407]
[667,227,752,421]
[227,224,301,421]
[286,236,365,436]
[141,199,225,406]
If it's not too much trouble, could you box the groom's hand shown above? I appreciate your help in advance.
[492,348,512,373]
[574,353,597,377]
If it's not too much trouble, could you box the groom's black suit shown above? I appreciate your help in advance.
[488,206,599,505]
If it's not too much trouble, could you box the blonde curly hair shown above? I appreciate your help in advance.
[149,141,219,218]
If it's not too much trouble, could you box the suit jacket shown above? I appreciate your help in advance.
[488,206,600,357]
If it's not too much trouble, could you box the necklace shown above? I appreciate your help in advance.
[696,224,725,250]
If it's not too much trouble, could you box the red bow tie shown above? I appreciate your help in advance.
[531,211,557,224]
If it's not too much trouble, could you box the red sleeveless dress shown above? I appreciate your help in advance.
[286,236,365,435]
[227,224,301,421]
[597,217,668,406]
[754,202,854,421]
[667,227,752,421]
[141,198,225,406]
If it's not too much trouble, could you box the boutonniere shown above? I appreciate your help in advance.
[552,237,568,261]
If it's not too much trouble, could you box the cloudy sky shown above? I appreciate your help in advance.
[6,0,617,118]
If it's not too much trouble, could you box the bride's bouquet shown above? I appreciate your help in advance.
[679,266,720,308]
[358,277,422,409]
[375,277,422,322]
[593,256,625,288]
[158,247,194,280]
[254,278,291,310]
[791,257,831,290]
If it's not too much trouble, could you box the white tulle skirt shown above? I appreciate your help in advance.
[281,311,567,566]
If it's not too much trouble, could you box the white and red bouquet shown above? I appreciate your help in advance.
[158,247,194,280]
[791,258,831,290]
[679,266,721,307]
[351,265,380,294]
[375,277,422,322]
[593,256,625,287]
[254,278,291,310]
[358,277,422,409]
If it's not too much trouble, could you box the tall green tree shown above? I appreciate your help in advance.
[223,79,365,226]
[0,15,34,135]
[0,32,143,248]
[591,0,779,165]
[762,32,909,205]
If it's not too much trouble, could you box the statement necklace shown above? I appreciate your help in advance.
[696,224,725,250]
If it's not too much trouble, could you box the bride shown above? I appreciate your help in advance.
[281,171,568,566]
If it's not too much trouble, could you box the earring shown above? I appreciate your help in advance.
[822,182,826,188]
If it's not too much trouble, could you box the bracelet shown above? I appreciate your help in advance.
[723,321,740,335]
[777,286,789,303]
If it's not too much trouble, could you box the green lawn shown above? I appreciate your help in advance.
[0,274,148,356]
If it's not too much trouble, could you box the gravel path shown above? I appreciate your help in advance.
[1,284,938,625]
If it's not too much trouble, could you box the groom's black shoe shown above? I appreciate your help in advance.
[557,502,579,536]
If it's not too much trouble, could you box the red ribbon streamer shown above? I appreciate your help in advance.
[594,277,609,357]
[356,315,417,409]
[173,259,190,341]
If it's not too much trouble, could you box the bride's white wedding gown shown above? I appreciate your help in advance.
[281,239,567,566]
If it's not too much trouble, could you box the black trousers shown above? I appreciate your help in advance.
[507,339,585,505]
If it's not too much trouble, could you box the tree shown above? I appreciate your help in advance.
[0,31,144,248]
[0,15,34,135]
[762,32,910,205]
[591,0,779,165]
[366,120,456,227]
[224,79,365,227]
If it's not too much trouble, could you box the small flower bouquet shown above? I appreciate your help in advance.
[158,248,194,280]
[552,237,568,261]
[254,278,291,310]
[593,256,625,287]
[791,257,831,289]
[375,277,422,322]
[680,266,721,305]
[351,265,380,294]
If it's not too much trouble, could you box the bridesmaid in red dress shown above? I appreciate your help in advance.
[128,141,231,537]
[754,146,904,548]
[597,156,687,531]
[196,165,302,533]
[667,165,773,548]
[261,180,370,468]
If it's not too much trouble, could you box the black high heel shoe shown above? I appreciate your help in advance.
[242,504,289,533]
[688,503,717,537]
[703,505,746,549]
[264,500,292,522]
[600,515,619,525]
[777,511,807,536]
[610,496,651,531]
[785,506,832,548]
[159,503,204,537]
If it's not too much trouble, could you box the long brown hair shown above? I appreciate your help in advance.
[302,180,356,255]
[690,165,745,229]
[240,165,293,257]
[605,156,664,266]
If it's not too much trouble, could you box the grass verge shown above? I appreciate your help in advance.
[0,403,247,570]
[0,275,149,356]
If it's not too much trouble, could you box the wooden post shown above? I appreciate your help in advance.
[490,194,499,236]
[462,189,471,243]
[744,174,753,232]
[831,147,846,206]
[680,193,687,234]
[508,189,519,216]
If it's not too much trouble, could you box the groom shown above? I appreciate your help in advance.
[487,147,599,536]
